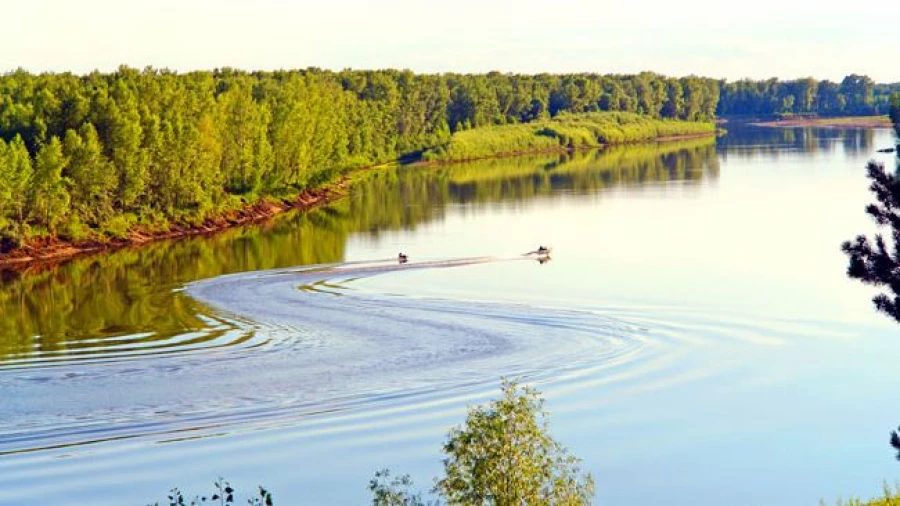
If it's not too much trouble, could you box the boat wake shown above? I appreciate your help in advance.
[0,255,835,456]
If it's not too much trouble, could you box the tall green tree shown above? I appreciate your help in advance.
[29,137,70,233]
[108,80,147,210]
[4,135,33,232]
[63,124,115,224]
[218,82,272,194]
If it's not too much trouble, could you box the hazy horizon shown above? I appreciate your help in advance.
[4,0,898,82]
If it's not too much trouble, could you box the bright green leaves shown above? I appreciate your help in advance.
[435,380,594,506]
[64,124,115,224]
[368,381,594,506]
[0,135,33,238]
[30,137,70,234]
[0,67,728,245]
[218,83,272,195]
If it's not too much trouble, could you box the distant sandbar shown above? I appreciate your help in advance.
[751,116,891,129]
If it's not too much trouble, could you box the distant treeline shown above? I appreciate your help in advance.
[0,68,719,244]
[717,75,900,116]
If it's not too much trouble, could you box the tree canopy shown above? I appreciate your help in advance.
[0,67,719,247]
[0,67,890,250]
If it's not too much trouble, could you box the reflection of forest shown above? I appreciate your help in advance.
[0,216,350,362]
[346,136,719,230]
[444,137,719,203]
[0,137,720,363]
[716,125,875,159]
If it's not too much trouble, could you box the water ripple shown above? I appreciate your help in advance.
[0,256,840,457]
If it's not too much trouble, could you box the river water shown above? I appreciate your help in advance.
[0,126,898,505]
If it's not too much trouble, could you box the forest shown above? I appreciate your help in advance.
[0,67,894,250]
[717,75,900,116]
[0,68,721,247]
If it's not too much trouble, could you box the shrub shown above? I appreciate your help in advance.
[435,380,594,506]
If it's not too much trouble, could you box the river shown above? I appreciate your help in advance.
[0,126,898,505]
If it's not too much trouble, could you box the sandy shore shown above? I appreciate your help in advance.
[750,116,892,128]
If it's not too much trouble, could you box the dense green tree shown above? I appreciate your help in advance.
[661,80,685,118]
[841,74,876,115]
[3,136,33,232]
[218,82,272,194]
[63,124,115,223]
[29,137,70,233]
[107,80,148,209]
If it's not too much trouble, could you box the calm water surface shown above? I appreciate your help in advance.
[1,127,898,505]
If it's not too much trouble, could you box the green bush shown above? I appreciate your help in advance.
[58,216,94,242]
[370,380,594,506]
[102,214,137,239]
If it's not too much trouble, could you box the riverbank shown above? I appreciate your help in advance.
[750,115,891,128]
[0,115,717,270]
[0,180,350,270]
[422,112,717,162]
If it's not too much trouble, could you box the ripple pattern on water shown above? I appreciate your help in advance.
[0,256,846,458]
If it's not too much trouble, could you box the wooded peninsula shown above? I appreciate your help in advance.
[0,67,897,264]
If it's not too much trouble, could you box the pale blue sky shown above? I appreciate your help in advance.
[3,0,898,81]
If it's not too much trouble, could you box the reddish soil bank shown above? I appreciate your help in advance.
[0,180,349,271]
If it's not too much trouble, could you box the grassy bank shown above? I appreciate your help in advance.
[423,112,716,162]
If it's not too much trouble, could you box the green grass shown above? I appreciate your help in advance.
[423,112,716,162]
[828,484,900,506]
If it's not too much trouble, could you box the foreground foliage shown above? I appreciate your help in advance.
[147,478,272,506]
[145,379,900,505]
[435,380,594,505]
[842,160,900,321]
[147,381,591,506]
[370,380,593,506]
[827,484,900,506]
[842,106,900,321]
